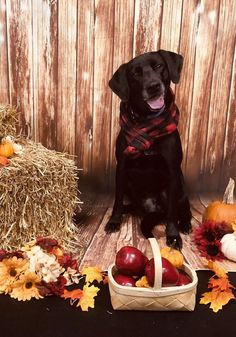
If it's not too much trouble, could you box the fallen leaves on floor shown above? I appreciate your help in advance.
[200,261,236,312]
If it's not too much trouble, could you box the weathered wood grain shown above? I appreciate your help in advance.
[177,0,199,175]
[220,48,236,191]
[32,0,58,148]
[109,0,135,186]
[56,0,77,154]
[133,0,163,55]
[75,0,94,173]
[6,0,34,136]
[0,0,9,103]
[160,0,183,53]
[185,0,220,191]
[91,0,115,187]
[203,0,236,191]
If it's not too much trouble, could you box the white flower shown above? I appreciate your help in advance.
[63,267,81,286]
[26,246,64,283]
[13,143,23,155]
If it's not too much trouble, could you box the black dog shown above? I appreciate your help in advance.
[105,50,192,249]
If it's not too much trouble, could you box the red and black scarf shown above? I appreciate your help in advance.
[120,88,179,158]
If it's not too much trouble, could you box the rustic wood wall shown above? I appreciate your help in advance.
[0,0,235,192]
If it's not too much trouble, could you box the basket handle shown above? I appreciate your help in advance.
[147,238,163,290]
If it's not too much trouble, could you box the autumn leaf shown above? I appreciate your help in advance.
[81,266,104,284]
[209,277,235,292]
[135,276,151,288]
[207,261,227,278]
[76,285,100,311]
[200,290,235,313]
[61,288,83,300]
[0,155,10,166]
[201,261,236,312]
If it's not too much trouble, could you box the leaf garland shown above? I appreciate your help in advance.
[61,266,107,311]
[200,261,236,312]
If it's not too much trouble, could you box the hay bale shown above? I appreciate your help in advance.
[0,139,82,252]
[0,105,18,137]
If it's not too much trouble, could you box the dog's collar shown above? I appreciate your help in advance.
[130,103,166,121]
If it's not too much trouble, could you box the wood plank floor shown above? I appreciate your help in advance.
[75,191,236,272]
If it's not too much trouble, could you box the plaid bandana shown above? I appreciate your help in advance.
[120,88,179,158]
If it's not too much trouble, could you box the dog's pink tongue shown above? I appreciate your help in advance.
[147,95,164,110]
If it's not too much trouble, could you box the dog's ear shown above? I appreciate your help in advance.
[109,63,129,101]
[158,50,183,84]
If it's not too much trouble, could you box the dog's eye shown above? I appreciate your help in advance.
[153,64,161,70]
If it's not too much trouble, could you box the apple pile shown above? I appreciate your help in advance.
[113,246,192,288]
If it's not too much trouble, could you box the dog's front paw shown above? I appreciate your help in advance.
[105,217,121,234]
[166,235,182,250]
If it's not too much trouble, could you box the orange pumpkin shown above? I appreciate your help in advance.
[160,246,184,268]
[203,201,236,228]
[0,141,14,158]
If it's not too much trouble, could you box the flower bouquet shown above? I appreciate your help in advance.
[0,237,107,311]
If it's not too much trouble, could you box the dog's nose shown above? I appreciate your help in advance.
[147,82,161,94]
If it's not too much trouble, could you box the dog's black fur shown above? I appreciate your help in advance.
[105,50,192,249]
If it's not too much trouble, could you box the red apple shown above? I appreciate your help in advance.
[145,257,179,287]
[176,270,192,286]
[115,246,148,276]
[144,258,155,286]
[114,274,136,287]
[162,257,179,286]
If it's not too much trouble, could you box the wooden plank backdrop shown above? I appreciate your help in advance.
[0,0,235,192]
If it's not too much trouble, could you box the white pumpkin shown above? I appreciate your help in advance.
[220,233,236,262]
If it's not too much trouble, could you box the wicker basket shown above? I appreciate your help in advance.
[108,238,198,311]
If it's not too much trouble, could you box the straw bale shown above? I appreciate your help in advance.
[0,139,82,253]
[0,105,18,137]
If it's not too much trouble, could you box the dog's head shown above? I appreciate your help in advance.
[109,50,183,114]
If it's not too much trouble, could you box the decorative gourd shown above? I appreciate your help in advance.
[203,201,236,227]
[0,139,14,158]
[160,246,184,268]
[203,178,236,229]
[220,233,236,262]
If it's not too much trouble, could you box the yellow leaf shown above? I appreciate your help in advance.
[200,290,235,313]
[81,266,104,284]
[207,261,227,278]
[135,276,151,288]
[76,285,100,311]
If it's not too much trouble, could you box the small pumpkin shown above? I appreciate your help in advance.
[203,201,236,228]
[220,233,236,262]
[160,246,184,268]
[0,139,14,158]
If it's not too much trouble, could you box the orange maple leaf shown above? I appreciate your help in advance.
[209,277,235,292]
[61,288,83,300]
[0,156,9,166]
[200,290,235,313]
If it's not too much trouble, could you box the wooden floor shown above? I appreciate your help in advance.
[74,190,236,272]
